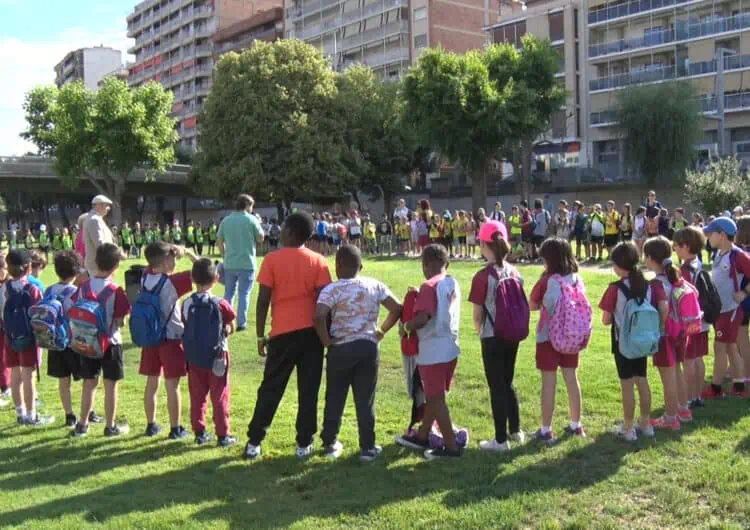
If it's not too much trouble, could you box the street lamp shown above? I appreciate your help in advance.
[705,47,737,157]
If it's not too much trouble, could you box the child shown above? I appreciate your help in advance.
[121,222,133,257]
[194,222,205,257]
[51,228,63,253]
[396,244,463,459]
[28,250,46,293]
[702,217,750,399]
[38,224,50,260]
[0,256,10,407]
[529,238,585,443]
[633,206,647,258]
[555,201,571,240]
[364,215,377,255]
[599,242,655,441]
[268,219,281,250]
[620,203,634,242]
[62,227,73,251]
[145,223,154,246]
[133,222,144,258]
[658,209,670,239]
[416,213,429,255]
[69,244,131,437]
[378,214,392,256]
[409,213,419,257]
[469,221,525,452]
[670,208,688,240]
[0,249,49,425]
[442,212,454,258]
[604,200,620,258]
[735,216,750,389]
[185,220,195,252]
[140,241,199,439]
[208,220,218,256]
[589,204,605,262]
[24,229,36,251]
[642,236,689,429]
[182,259,238,447]
[466,212,477,259]
[573,202,589,262]
[429,214,441,245]
[314,245,402,461]
[454,211,467,258]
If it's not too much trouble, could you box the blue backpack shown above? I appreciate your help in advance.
[67,282,116,359]
[3,281,36,353]
[183,293,224,369]
[617,281,661,359]
[29,284,77,351]
[129,274,171,348]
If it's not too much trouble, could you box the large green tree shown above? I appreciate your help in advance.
[21,78,177,224]
[616,81,703,184]
[684,156,750,215]
[192,40,356,211]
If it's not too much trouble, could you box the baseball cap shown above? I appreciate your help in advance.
[478,220,508,243]
[704,217,737,237]
[92,195,113,206]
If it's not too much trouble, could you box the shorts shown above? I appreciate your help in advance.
[611,327,647,379]
[458,236,467,245]
[522,232,533,243]
[604,234,619,248]
[467,235,476,245]
[686,331,709,360]
[653,336,685,368]
[327,237,334,245]
[574,232,586,243]
[591,235,604,244]
[80,344,124,381]
[418,359,457,398]
[47,348,81,379]
[715,309,744,344]
[139,339,187,379]
[536,342,579,371]
[621,232,633,241]
[123,244,132,253]
[532,235,545,247]
[418,235,430,247]
[316,234,327,242]
[40,246,50,254]
[5,347,40,369]
[269,238,279,247]
[350,233,361,241]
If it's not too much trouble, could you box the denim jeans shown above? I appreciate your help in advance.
[223,269,255,328]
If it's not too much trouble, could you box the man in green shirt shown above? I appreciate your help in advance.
[121,221,133,257]
[134,222,145,258]
[195,222,205,256]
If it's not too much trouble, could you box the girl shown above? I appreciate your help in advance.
[692,213,705,262]
[399,217,410,256]
[643,236,690,430]
[589,204,605,262]
[529,238,585,443]
[599,242,655,441]
[633,206,647,258]
[555,201,571,240]
[735,216,750,391]
[409,213,418,257]
[466,212,477,259]
[619,203,634,242]
[429,214,442,245]
[469,221,524,452]
[416,213,429,255]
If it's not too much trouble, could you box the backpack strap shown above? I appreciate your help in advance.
[729,248,741,293]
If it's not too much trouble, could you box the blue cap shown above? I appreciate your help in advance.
[704,217,737,237]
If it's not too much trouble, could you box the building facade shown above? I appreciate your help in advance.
[213,7,284,56]
[54,47,123,90]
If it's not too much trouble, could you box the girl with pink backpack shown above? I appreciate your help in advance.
[529,238,591,444]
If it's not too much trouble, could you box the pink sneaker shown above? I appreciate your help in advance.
[650,416,680,431]
[677,409,693,423]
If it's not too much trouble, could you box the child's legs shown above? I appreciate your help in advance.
[422,393,456,450]
[11,366,22,409]
[561,367,582,423]
[320,346,353,446]
[738,325,750,379]
[695,357,706,396]
[540,370,557,427]
[350,343,378,450]
[619,378,636,430]
[675,362,688,407]
[210,365,231,437]
[635,377,652,427]
[657,365,679,417]
[165,377,182,428]
[188,368,210,435]
[683,359,697,401]
[144,375,161,424]
[712,341,728,385]
[21,367,35,413]
[103,379,118,428]
[58,377,73,415]
[79,377,99,426]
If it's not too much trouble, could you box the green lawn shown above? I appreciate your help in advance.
[1,256,749,529]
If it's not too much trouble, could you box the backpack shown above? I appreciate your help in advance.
[400,290,419,357]
[67,282,116,359]
[692,269,721,324]
[29,285,76,351]
[729,249,750,314]
[616,281,660,359]
[591,215,605,237]
[3,282,36,353]
[665,281,703,339]
[183,293,224,369]
[484,266,529,342]
[547,275,592,354]
[129,274,172,348]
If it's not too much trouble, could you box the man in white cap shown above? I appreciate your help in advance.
[82,195,115,276]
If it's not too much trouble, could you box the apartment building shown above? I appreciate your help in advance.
[97,67,130,89]
[587,0,750,179]
[54,47,123,90]
[213,7,284,57]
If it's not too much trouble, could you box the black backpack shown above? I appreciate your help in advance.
[693,269,721,325]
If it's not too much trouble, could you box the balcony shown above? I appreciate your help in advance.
[700,90,750,113]
[589,13,750,59]
[588,0,701,26]
[216,27,279,53]
[287,0,343,22]
[195,43,212,57]
[296,0,406,40]
[193,5,214,19]
[340,20,408,51]
[590,110,618,125]
[341,47,409,69]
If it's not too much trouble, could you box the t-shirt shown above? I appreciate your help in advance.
[349,217,362,236]
[521,209,533,234]
[318,277,393,345]
[181,295,236,353]
[216,211,262,271]
[83,212,114,275]
[468,263,523,339]
[45,283,77,306]
[599,278,666,337]
[379,221,392,235]
[712,247,750,313]
[508,215,522,236]
[645,200,662,219]
[414,274,460,365]
[256,247,331,337]
[140,270,193,341]
[530,273,584,343]
[28,275,45,293]
[605,211,620,235]
[0,278,42,356]
[67,278,130,344]
[533,210,549,237]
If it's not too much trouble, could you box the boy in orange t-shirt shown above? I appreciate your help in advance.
[244,212,332,461]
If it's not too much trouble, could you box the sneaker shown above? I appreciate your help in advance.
[395,433,430,451]
[479,439,511,453]
[649,416,680,431]
[65,413,77,428]
[296,444,314,459]
[323,441,344,459]
[195,431,212,445]
[730,387,750,398]
[613,424,638,442]
[244,442,261,460]
[424,447,462,460]
[360,445,383,462]
[104,424,129,437]
[689,398,705,409]
[25,414,54,427]
[564,425,587,437]
[168,426,190,440]
[88,411,104,424]
[677,408,693,423]
[16,415,24,426]
[700,386,725,400]
[236,326,247,332]
[510,431,526,444]
[145,423,162,437]
[70,423,89,438]
[635,424,655,438]
[217,435,237,448]
[531,429,557,445]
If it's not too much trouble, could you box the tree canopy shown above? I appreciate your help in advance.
[683,156,750,215]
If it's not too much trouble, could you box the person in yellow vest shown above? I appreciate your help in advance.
[208,220,218,256]
[133,222,145,258]
[604,200,621,258]
[195,221,205,256]
[24,228,36,250]
[508,205,523,247]
[51,228,63,253]
[442,211,454,257]
[453,210,467,258]
[619,203,634,242]
[38,224,50,260]
[669,207,688,240]
[61,227,73,250]
[466,211,477,259]
[186,220,195,250]
[429,214,442,244]
[364,215,377,255]
[120,221,133,258]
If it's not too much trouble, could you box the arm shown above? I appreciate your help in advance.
[313,303,333,347]
[602,311,613,326]
[529,299,541,311]
[255,284,272,357]
[254,218,265,245]
[472,304,483,334]
[658,301,668,328]
[216,237,225,257]
[377,296,402,340]
[404,311,430,334]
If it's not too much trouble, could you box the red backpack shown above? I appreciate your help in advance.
[400,290,419,356]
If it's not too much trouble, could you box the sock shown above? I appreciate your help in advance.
[16,405,25,417]
[711,383,723,393]
[541,425,551,435]
[569,421,581,430]
[28,408,36,420]
[678,404,690,412]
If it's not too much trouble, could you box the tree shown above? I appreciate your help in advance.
[192,40,356,212]
[616,81,702,184]
[684,156,750,216]
[21,78,178,224]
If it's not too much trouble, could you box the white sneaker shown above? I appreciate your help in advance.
[510,431,526,444]
[296,444,314,459]
[244,442,261,460]
[635,424,655,438]
[613,424,637,442]
[479,439,511,453]
[324,441,344,459]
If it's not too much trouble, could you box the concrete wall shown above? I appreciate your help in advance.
[82,48,123,91]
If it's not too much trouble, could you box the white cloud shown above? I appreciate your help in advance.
[0,26,131,156]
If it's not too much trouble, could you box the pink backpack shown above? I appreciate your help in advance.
[548,275,592,354]
[75,230,86,259]
[665,281,702,339]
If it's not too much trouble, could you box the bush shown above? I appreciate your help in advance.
[684,156,750,215]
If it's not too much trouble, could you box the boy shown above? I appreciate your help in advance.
[69,244,131,437]
[46,251,102,427]
[532,199,550,260]
[121,222,133,257]
[396,244,462,459]
[145,223,154,246]
[38,225,50,261]
[0,249,50,426]
[133,222,145,258]
[244,212,331,460]
[314,245,402,461]
[29,250,46,293]
[208,220,218,256]
[702,218,750,399]
[140,241,199,439]
[378,214,392,256]
[182,258,238,447]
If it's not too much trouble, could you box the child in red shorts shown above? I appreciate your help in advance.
[0,256,10,408]
[140,241,198,439]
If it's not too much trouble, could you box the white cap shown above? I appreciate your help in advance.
[733,206,744,213]
[40,224,46,231]
[92,195,113,206]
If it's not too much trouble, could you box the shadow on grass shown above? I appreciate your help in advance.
[735,434,750,454]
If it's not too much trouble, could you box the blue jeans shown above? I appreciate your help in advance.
[223,269,255,329]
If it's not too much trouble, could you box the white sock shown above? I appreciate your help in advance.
[16,405,25,417]
[569,421,581,430]
[28,408,36,420]
[541,425,551,435]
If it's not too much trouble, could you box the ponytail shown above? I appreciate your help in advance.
[628,269,647,301]
[663,259,680,286]
[644,236,680,286]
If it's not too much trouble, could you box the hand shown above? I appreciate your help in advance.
[223,324,232,337]
[407,286,418,294]
[734,291,748,303]
[398,321,408,339]
[376,329,385,342]
[172,245,186,259]
[257,337,268,357]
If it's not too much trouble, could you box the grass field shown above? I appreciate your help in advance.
[1,256,749,530]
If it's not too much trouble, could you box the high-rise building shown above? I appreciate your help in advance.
[97,67,130,89]
[54,46,123,90]
[213,7,284,56]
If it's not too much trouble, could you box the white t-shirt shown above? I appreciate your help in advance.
[317,277,392,345]
[141,270,193,340]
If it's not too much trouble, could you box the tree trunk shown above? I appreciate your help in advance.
[59,200,70,228]
[108,179,125,227]
[352,190,362,211]
[383,189,393,220]
[156,197,165,225]
[181,196,188,227]
[276,202,284,222]
[471,162,488,215]
[517,139,534,205]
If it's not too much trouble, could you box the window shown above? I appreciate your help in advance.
[414,34,427,48]
[492,20,526,47]
[548,12,564,42]
[413,7,427,20]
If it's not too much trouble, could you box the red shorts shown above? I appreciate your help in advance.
[139,339,187,379]
[715,309,744,344]
[653,336,682,368]
[535,342,579,371]
[685,331,709,360]
[418,235,430,248]
[5,347,41,369]
[418,359,457,398]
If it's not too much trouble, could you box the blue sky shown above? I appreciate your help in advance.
[0,0,135,155]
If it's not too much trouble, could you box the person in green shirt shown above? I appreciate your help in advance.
[186,220,195,250]
[61,227,73,250]
[51,228,63,252]
[121,221,133,257]
[24,229,36,250]
[195,221,205,256]
[133,222,144,258]
[9,229,16,250]
[163,224,172,243]
[145,223,154,244]
[208,220,218,256]
[38,224,50,260]
[172,221,183,245]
